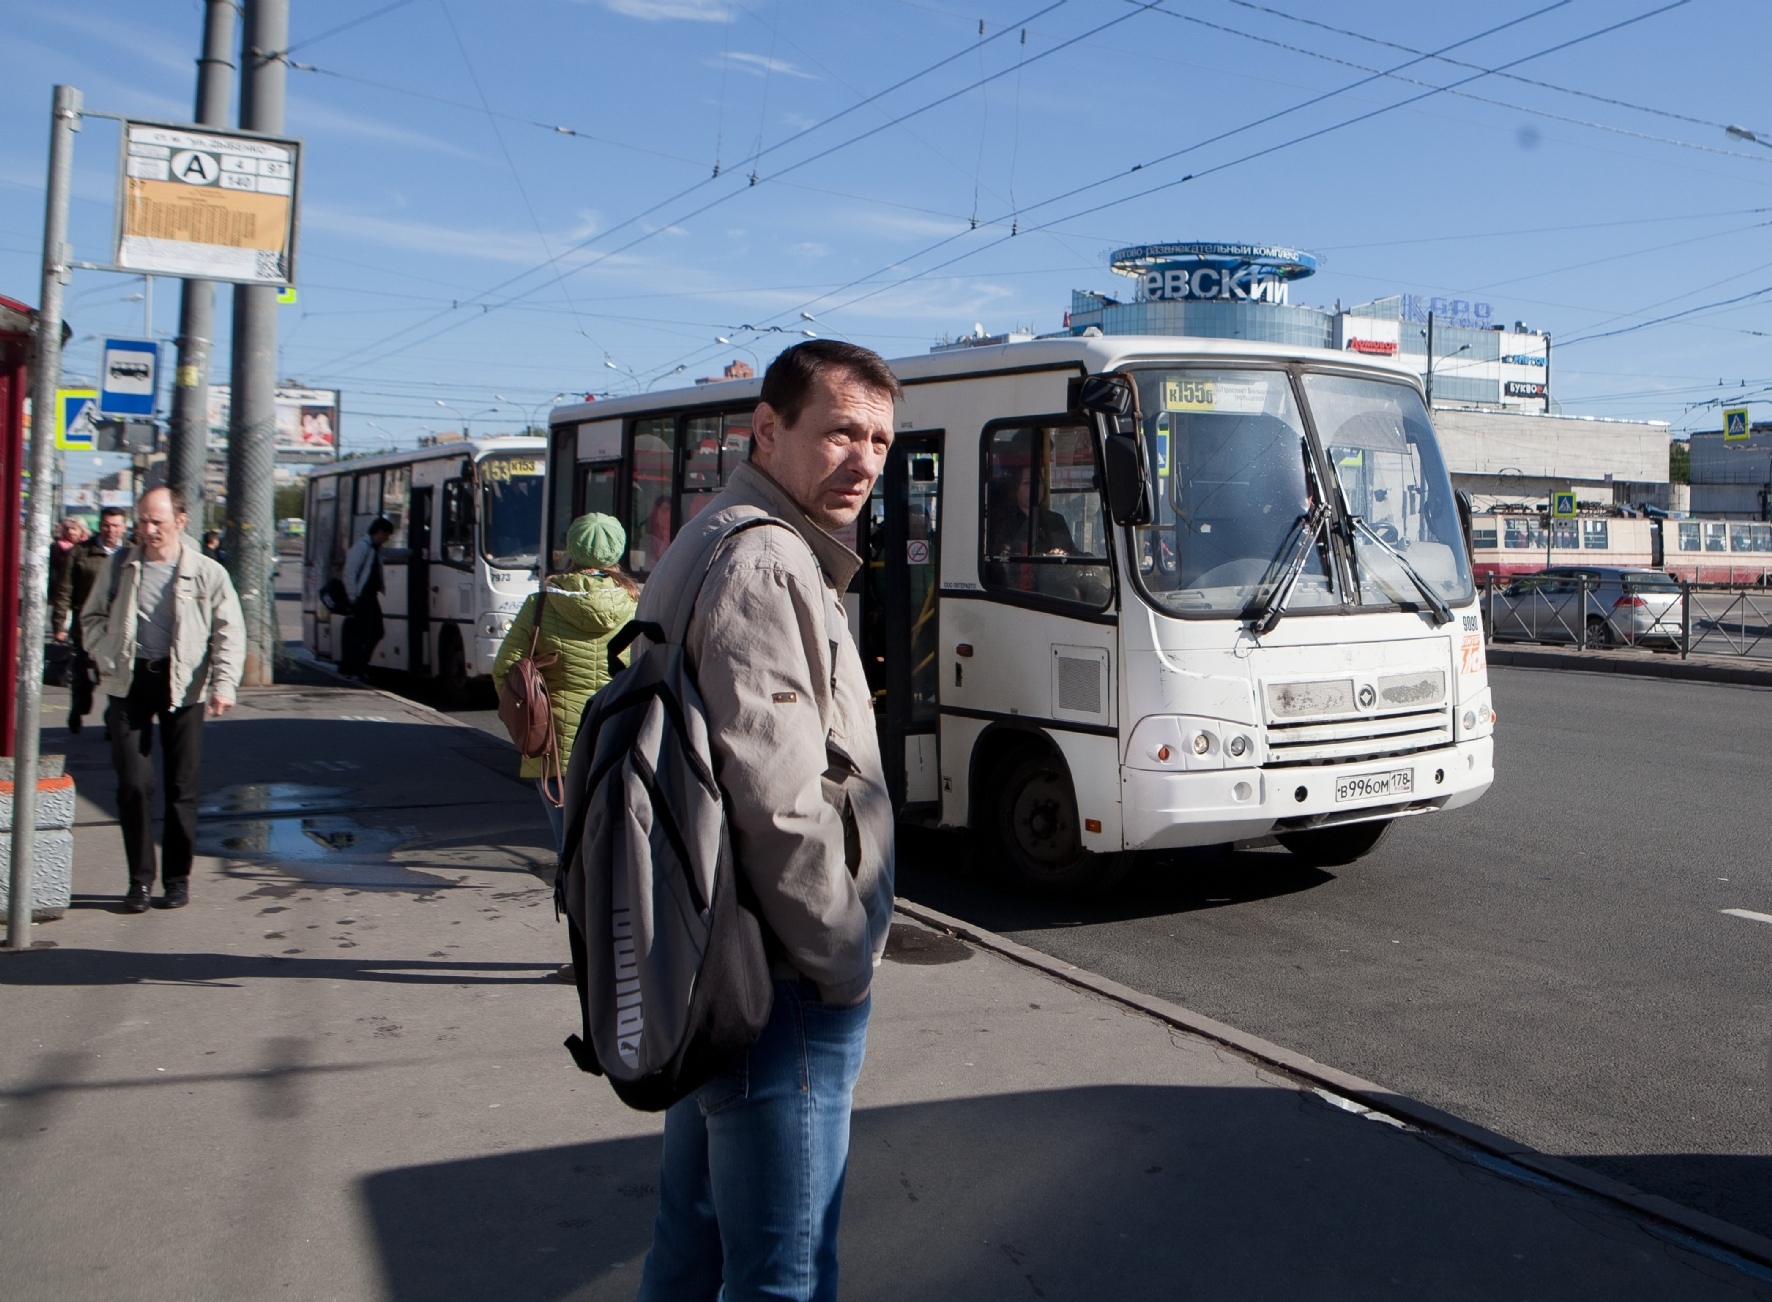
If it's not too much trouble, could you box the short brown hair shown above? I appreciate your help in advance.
[758,340,902,428]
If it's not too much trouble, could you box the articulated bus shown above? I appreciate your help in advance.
[303,437,547,699]
[545,337,1494,892]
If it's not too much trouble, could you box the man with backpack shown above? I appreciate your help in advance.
[628,340,899,1301]
[339,516,392,681]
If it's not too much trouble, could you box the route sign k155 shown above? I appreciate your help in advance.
[98,337,159,417]
[115,119,301,285]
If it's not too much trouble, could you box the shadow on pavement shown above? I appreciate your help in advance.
[358,1085,1764,1301]
[0,948,558,987]
[896,825,1334,932]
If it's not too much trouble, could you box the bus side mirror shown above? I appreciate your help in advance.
[1456,489,1474,564]
[1102,431,1152,527]
[1075,373,1135,419]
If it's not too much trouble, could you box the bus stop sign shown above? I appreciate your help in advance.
[98,337,159,417]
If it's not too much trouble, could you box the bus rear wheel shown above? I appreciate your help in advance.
[437,627,471,705]
[993,754,1131,897]
[1277,819,1393,868]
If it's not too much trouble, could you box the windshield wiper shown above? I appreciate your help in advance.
[1246,503,1329,636]
[1350,516,1453,625]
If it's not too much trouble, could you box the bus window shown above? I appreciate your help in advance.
[630,417,676,572]
[480,453,545,569]
[1582,519,1608,550]
[981,424,1111,611]
[580,462,618,520]
[548,428,576,572]
[722,411,753,479]
[381,466,409,550]
[352,471,383,542]
[682,414,722,523]
[441,479,474,566]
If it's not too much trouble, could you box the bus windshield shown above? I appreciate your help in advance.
[1129,368,1337,617]
[480,453,545,568]
[1302,373,1473,608]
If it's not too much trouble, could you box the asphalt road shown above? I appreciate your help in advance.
[897,666,1772,1242]
[279,562,1772,1242]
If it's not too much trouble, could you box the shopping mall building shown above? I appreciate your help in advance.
[938,240,1673,513]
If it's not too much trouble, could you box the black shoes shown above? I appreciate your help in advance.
[124,885,150,913]
[161,881,190,909]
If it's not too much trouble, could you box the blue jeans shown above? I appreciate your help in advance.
[637,979,871,1302]
[538,779,563,855]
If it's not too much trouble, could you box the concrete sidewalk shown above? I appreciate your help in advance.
[2,686,1767,1299]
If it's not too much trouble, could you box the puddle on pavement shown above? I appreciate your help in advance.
[198,814,449,889]
[883,926,973,966]
[199,783,355,817]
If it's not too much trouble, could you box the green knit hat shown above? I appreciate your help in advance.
[566,512,626,569]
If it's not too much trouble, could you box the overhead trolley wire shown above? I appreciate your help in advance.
[306,1,1157,380]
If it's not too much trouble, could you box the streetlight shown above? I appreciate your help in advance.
[1424,307,1470,408]
[434,400,498,438]
[525,392,569,434]
[646,365,688,391]
[604,356,639,392]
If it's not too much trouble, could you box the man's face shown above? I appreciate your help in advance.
[99,514,127,548]
[136,492,186,560]
[752,369,895,531]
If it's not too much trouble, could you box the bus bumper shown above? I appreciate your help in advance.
[1121,737,1494,852]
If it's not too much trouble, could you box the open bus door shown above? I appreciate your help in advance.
[863,434,943,814]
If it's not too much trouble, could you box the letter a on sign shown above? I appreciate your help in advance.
[1724,407,1750,441]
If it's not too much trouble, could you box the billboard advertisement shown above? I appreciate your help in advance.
[116,120,301,285]
[208,384,338,454]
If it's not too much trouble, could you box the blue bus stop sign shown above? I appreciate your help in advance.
[98,337,159,417]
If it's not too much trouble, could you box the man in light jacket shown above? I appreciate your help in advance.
[82,485,244,913]
[635,341,899,1302]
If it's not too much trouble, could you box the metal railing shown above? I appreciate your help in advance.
[1482,576,1772,660]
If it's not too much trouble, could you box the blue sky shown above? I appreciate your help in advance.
[2,0,1768,453]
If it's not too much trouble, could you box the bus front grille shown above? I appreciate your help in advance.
[1262,706,1452,767]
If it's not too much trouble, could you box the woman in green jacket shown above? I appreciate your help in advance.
[492,512,639,854]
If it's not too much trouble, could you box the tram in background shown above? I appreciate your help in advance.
[1469,512,1772,586]
[542,336,1495,894]
[302,436,546,700]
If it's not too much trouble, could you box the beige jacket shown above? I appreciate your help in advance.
[81,537,246,708]
[638,461,894,1004]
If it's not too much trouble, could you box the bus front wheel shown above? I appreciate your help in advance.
[437,627,471,705]
[1277,819,1393,868]
[993,754,1131,897]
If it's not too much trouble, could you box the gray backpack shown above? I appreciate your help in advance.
[555,514,782,1112]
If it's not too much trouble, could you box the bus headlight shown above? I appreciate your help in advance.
[482,614,513,639]
[1127,716,1261,771]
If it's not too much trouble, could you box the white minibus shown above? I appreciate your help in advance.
[303,436,546,700]
[546,337,1494,892]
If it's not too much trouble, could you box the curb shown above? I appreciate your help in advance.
[1486,644,1772,688]
[893,897,1772,1272]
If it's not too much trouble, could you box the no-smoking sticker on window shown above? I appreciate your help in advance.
[906,540,930,564]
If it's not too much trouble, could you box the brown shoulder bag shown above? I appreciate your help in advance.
[497,585,564,804]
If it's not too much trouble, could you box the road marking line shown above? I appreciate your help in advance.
[1721,908,1772,926]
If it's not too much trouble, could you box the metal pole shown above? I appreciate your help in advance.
[169,0,237,536]
[1542,333,1552,415]
[8,85,81,949]
[226,0,285,687]
[1425,310,1434,408]
[1680,579,1691,659]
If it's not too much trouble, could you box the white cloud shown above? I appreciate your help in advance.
[598,0,732,20]
[833,209,973,242]
[302,205,602,264]
[791,242,828,259]
[287,97,482,161]
[718,52,817,80]
[24,4,192,76]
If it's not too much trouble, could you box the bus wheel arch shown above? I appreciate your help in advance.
[968,724,1131,897]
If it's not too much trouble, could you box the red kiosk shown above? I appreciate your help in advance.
[0,295,38,758]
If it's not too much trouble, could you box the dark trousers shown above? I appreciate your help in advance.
[106,660,206,888]
[340,596,383,677]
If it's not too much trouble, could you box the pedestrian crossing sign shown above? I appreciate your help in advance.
[1724,407,1750,441]
[1552,491,1577,519]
